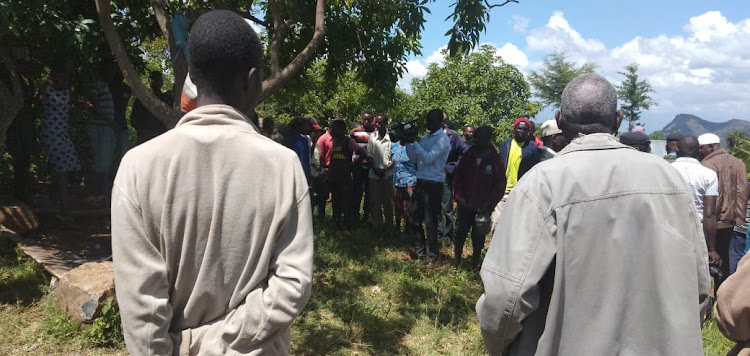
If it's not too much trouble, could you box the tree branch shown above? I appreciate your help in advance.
[95,0,180,128]
[245,14,270,28]
[260,0,326,102]
[485,0,519,9]
[267,0,290,77]
[149,0,186,106]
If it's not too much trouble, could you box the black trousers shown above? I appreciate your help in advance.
[351,166,370,221]
[409,179,443,260]
[454,205,486,267]
[716,228,733,281]
[312,176,328,218]
[329,180,352,224]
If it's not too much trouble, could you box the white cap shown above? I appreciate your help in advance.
[698,133,720,146]
[540,120,562,137]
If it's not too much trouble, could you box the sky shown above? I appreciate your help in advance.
[399,0,750,132]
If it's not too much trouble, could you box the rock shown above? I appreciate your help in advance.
[0,203,40,235]
[54,262,116,323]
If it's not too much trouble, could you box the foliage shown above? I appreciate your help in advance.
[258,58,415,125]
[528,50,597,109]
[86,297,125,348]
[445,0,521,56]
[726,130,750,153]
[40,304,82,341]
[728,137,750,179]
[616,63,656,131]
[410,45,542,142]
[0,244,48,304]
[703,319,736,356]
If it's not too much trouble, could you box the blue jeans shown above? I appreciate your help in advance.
[729,230,747,275]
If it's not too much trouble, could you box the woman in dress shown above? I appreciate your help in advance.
[40,69,80,226]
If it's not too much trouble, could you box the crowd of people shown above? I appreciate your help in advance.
[49,9,747,355]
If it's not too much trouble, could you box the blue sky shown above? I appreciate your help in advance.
[400,0,750,132]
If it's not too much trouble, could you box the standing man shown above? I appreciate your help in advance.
[452,126,505,269]
[366,114,394,229]
[285,116,313,184]
[672,136,720,267]
[476,74,709,355]
[491,118,541,232]
[131,71,172,144]
[620,131,652,152]
[540,119,568,155]
[402,109,451,262]
[700,133,749,278]
[111,11,313,354]
[441,117,465,246]
[351,111,375,222]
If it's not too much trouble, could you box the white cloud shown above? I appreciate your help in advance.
[523,11,750,129]
[398,46,446,91]
[495,43,529,69]
[511,15,529,33]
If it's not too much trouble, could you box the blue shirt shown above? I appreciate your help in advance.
[286,133,311,181]
[406,129,451,183]
[391,141,417,188]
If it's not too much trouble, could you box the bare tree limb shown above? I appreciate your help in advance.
[261,0,326,102]
[267,0,291,77]
[94,0,180,128]
[484,0,519,9]
[245,14,270,28]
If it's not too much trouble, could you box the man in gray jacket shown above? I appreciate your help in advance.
[476,73,710,355]
[111,11,313,355]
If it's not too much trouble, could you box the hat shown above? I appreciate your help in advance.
[513,117,531,129]
[665,133,683,142]
[620,131,651,146]
[698,133,720,146]
[540,120,562,137]
[308,117,322,131]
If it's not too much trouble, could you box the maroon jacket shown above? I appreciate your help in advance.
[453,146,506,212]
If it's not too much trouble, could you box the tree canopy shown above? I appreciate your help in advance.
[527,51,597,109]
[617,63,656,131]
[409,45,541,142]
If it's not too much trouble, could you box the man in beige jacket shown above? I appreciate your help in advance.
[111,10,313,355]
[476,73,710,355]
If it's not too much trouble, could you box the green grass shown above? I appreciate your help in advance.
[0,221,742,354]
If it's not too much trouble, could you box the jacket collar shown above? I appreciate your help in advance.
[175,104,259,133]
[703,149,728,161]
[558,133,631,156]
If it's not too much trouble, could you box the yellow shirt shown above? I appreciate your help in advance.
[505,139,523,191]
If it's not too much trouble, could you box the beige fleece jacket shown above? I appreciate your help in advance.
[111,104,314,355]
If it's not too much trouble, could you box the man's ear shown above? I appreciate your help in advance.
[614,110,624,133]
[244,67,263,107]
[555,110,562,128]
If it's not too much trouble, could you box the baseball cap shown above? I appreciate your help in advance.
[698,133,720,146]
[308,117,322,131]
[540,120,562,137]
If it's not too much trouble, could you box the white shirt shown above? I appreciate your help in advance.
[672,157,719,220]
[367,132,392,179]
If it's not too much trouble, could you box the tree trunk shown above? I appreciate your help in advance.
[260,0,326,102]
[0,53,24,150]
[94,0,180,129]
[150,0,187,107]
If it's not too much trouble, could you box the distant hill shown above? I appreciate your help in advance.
[661,114,750,142]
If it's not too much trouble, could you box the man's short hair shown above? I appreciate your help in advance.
[188,10,263,100]
[677,136,700,158]
[443,119,454,129]
[376,113,389,122]
[559,73,618,135]
[474,126,493,139]
[426,109,444,122]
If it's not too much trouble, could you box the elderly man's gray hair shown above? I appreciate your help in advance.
[559,73,619,135]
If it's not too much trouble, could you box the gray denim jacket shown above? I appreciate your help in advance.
[476,133,710,356]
